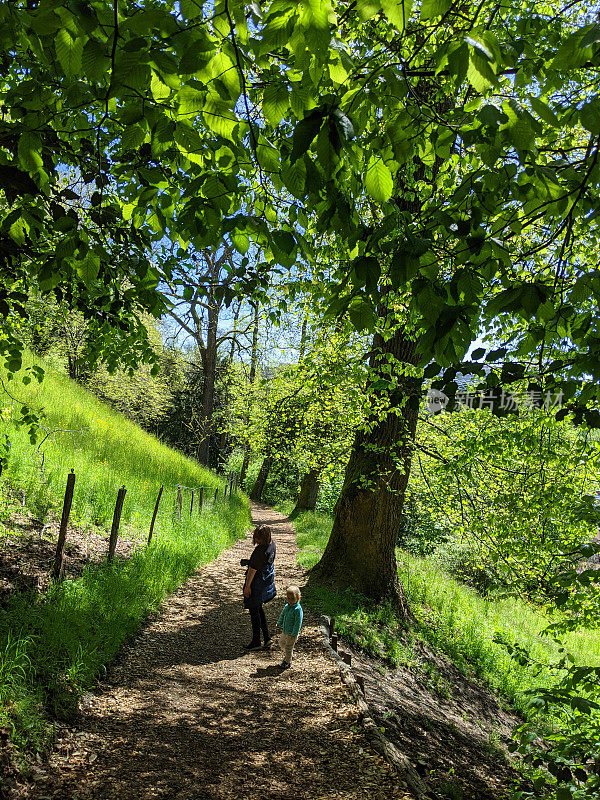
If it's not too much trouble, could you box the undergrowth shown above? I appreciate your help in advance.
[0,359,250,751]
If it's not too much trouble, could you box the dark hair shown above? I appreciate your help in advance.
[253,525,272,546]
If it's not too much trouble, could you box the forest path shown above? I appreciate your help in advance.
[29,503,407,800]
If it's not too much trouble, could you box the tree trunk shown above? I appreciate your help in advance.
[290,468,320,517]
[217,303,241,472]
[240,449,251,486]
[197,295,219,466]
[312,327,421,608]
[299,314,308,360]
[250,455,272,502]
[240,302,260,485]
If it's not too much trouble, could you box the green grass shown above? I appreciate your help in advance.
[0,357,251,750]
[283,504,600,716]
[0,355,232,534]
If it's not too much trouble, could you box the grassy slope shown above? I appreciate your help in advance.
[283,504,600,717]
[0,355,231,533]
[0,359,250,749]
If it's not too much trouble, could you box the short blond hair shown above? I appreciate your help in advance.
[286,585,301,602]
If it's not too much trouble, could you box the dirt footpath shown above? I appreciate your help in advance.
[27,503,408,800]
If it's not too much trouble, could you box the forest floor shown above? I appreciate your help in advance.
[16,504,407,800]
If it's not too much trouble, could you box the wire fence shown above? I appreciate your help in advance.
[50,470,241,580]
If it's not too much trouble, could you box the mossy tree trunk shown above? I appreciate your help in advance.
[250,455,272,502]
[312,327,421,610]
[290,468,320,517]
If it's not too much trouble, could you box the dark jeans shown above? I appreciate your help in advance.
[249,604,270,643]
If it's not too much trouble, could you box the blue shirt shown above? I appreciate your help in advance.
[277,601,303,637]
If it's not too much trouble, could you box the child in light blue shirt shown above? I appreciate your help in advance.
[276,585,303,669]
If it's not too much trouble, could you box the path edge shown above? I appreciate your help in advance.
[318,616,435,800]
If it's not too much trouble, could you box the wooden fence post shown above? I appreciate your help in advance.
[148,485,163,545]
[190,489,194,515]
[108,486,127,562]
[176,485,182,520]
[214,487,218,504]
[198,486,204,514]
[50,470,75,581]
[356,675,365,693]
[341,651,351,666]
[330,616,336,638]
[331,634,338,652]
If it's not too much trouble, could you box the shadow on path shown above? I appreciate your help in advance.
[28,503,405,800]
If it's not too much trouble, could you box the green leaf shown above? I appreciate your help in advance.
[82,39,110,83]
[301,0,330,30]
[580,99,600,135]
[420,0,450,20]
[180,42,213,74]
[316,127,339,177]
[467,51,496,93]
[178,85,206,116]
[352,255,380,291]
[507,119,535,152]
[18,132,43,172]
[281,158,307,197]
[381,0,412,30]
[55,28,84,77]
[348,297,375,331]
[272,230,296,255]
[291,111,325,162]
[121,125,147,152]
[300,0,331,53]
[231,230,250,255]
[180,0,204,19]
[390,248,420,288]
[356,0,380,20]
[365,156,393,202]
[447,43,468,84]
[263,83,290,127]
[464,36,493,60]
[151,72,171,102]
[530,96,559,127]
[256,138,280,172]
[203,96,238,138]
[209,51,240,99]
[333,108,354,140]
[9,216,29,245]
[76,251,100,285]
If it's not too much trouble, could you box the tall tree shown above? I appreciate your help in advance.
[239,301,260,482]
[163,245,253,465]
[313,322,420,604]
[268,1,600,603]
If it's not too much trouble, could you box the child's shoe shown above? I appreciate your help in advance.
[280,659,291,669]
[263,638,273,650]
[244,640,262,650]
